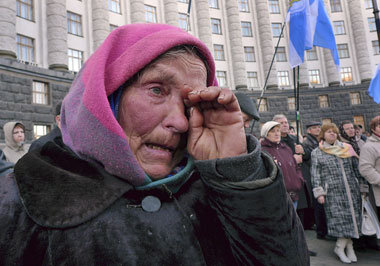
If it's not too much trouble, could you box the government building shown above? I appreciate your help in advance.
[0,0,379,143]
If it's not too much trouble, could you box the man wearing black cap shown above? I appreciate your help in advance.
[234,92,260,131]
[303,121,330,240]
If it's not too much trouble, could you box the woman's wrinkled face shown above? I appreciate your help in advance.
[324,128,337,144]
[266,125,281,143]
[118,53,207,180]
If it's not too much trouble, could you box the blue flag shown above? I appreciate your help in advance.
[287,0,340,69]
[369,64,380,104]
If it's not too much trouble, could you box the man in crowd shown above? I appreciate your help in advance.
[234,92,260,131]
[302,121,331,240]
[339,120,365,155]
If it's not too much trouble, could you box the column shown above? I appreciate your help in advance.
[47,0,68,71]
[255,0,278,89]
[92,0,109,51]
[0,0,16,58]
[347,0,372,82]
[323,0,340,86]
[226,0,247,89]
[194,0,213,52]
[163,0,179,27]
[130,0,145,23]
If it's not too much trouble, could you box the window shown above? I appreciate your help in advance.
[214,44,225,61]
[216,71,227,87]
[276,47,287,62]
[319,95,329,108]
[368,17,376,32]
[33,124,51,140]
[257,98,268,112]
[322,118,332,124]
[238,0,249,12]
[241,21,253,37]
[247,72,259,89]
[337,43,349,58]
[365,0,373,9]
[110,24,118,32]
[16,34,34,63]
[272,23,283,38]
[68,48,83,72]
[244,46,255,62]
[211,18,222,34]
[350,92,361,105]
[17,0,33,20]
[288,97,295,110]
[277,71,290,86]
[209,0,219,9]
[353,116,365,129]
[341,67,353,82]
[268,0,280,14]
[32,81,49,105]
[108,0,121,13]
[306,47,318,60]
[178,0,188,3]
[373,40,380,55]
[330,0,342,12]
[145,5,157,23]
[67,11,82,36]
[309,69,321,85]
[333,21,346,35]
[179,13,190,31]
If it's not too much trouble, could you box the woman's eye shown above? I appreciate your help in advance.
[151,87,162,95]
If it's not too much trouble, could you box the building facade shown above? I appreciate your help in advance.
[0,0,379,143]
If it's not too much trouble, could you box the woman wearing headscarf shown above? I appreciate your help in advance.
[260,121,304,209]
[311,123,362,263]
[339,120,365,156]
[0,24,308,265]
[2,121,30,163]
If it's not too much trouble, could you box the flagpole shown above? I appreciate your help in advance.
[252,22,286,132]
[296,66,300,144]
[372,0,380,45]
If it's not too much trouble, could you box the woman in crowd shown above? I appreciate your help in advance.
[260,121,304,209]
[359,116,380,218]
[2,121,29,163]
[311,123,362,263]
[0,24,308,265]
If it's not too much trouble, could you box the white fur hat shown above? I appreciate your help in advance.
[261,121,280,138]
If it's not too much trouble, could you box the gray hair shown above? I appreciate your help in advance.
[272,114,287,122]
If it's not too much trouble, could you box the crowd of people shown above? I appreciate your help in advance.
[240,110,380,264]
[0,23,379,265]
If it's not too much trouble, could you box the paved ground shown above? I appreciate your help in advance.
[305,230,380,265]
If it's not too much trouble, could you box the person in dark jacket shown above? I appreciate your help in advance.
[260,121,304,209]
[234,91,260,131]
[303,121,330,240]
[29,101,62,152]
[0,150,13,177]
[0,24,309,265]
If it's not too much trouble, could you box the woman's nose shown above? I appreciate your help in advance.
[163,100,189,133]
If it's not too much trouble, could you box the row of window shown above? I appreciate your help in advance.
[257,92,362,113]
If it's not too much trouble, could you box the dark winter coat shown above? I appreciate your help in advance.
[261,138,304,201]
[0,136,309,266]
[0,150,13,177]
[28,127,61,152]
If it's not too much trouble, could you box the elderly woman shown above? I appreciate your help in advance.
[359,116,380,218]
[311,123,362,263]
[260,121,304,209]
[0,24,308,265]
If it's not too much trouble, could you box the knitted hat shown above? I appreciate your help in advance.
[234,92,260,121]
[261,121,280,138]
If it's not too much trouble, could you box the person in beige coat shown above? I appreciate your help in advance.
[2,121,30,163]
[359,116,380,219]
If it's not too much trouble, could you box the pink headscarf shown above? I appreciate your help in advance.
[60,24,216,186]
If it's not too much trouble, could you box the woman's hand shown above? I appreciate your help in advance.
[317,195,325,204]
[183,86,247,160]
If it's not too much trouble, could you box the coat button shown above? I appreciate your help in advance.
[141,196,161,212]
